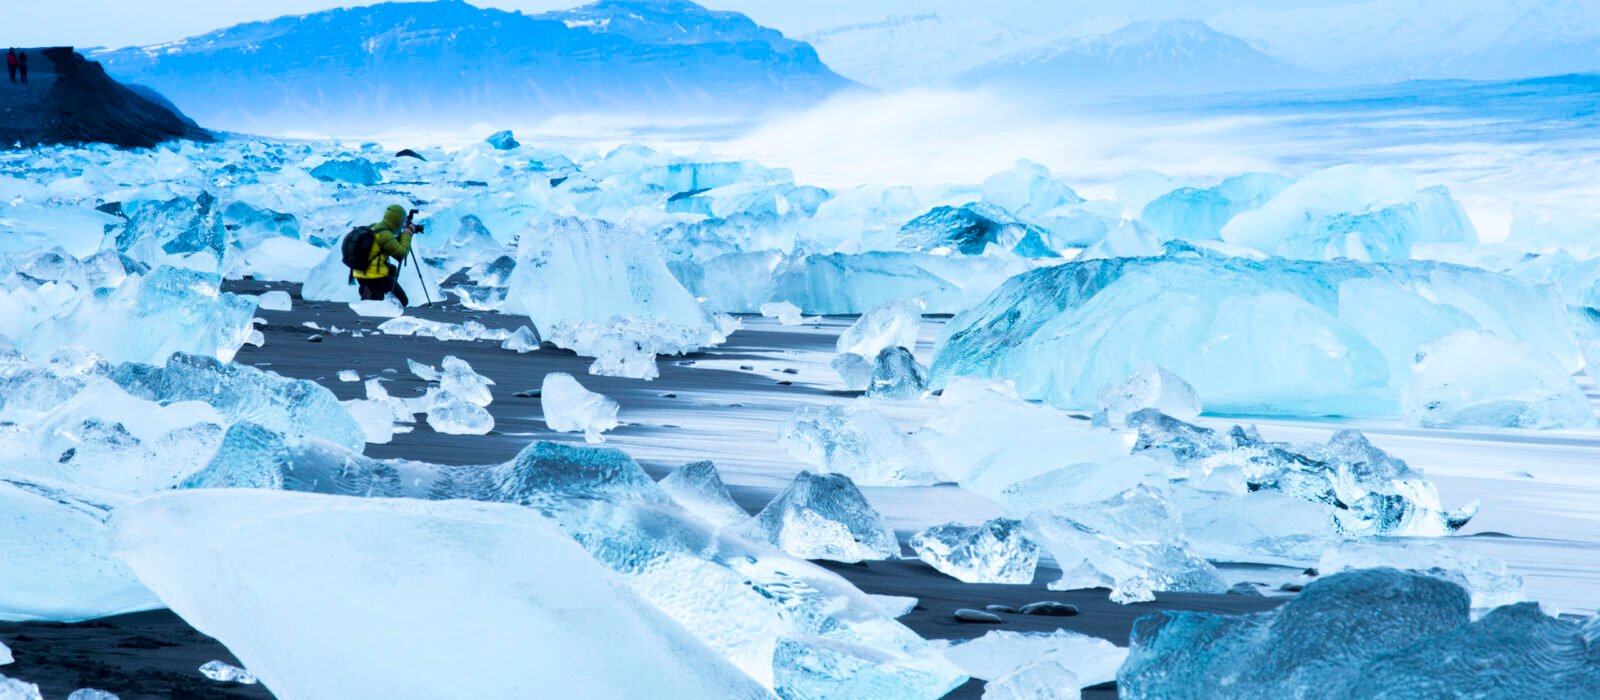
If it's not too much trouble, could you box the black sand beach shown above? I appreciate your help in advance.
[0,281,1291,698]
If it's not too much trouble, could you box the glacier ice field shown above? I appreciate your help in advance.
[3,124,1600,698]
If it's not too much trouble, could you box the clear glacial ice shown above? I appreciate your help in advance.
[909,518,1040,584]
[540,372,620,442]
[738,471,901,563]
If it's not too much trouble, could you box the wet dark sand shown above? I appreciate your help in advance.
[0,281,1288,699]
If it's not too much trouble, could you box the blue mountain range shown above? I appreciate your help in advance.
[93,0,854,135]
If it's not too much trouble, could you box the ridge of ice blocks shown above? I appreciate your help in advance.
[8,266,257,365]
[0,475,158,621]
[1318,541,1526,611]
[1402,330,1594,429]
[867,346,928,400]
[1025,486,1226,603]
[505,217,721,355]
[759,301,804,326]
[541,373,620,443]
[1128,409,1476,541]
[378,316,513,343]
[944,629,1125,686]
[933,245,1576,421]
[779,402,936,486]
[837,298,923,358]
[909,518,1039,584]
[111,352,364,451]
[739,471,900,563]
[658,460,750,528]
[111,490,774,699]
[1096,363,1200,425]
[1119,568,1600,699]
[1219,165,1477,261]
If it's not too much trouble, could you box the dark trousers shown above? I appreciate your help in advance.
[18,65,24,83]
[357,267,409,307]
[6,65,13,83]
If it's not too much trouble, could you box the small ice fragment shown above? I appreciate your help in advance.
[760,301,804,326]
[830,352,873,390]
[342,399,396,444]
[407,359,440,382]
[425,397,494,436]
[348,299,404,318]
[541,373,619,443]
[866,346,928,400]
[337,370,359,383]
[910,518,1039,584]
[245,330,264,347]
[837,298,923,358]
[256,291,292,312]
[869,594,918,618]
[199,660,257,684]
[439,356,494,407]
[738,471,899,562]
[67,690,119,700]
[501,326,541,353]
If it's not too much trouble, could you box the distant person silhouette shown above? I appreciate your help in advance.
[6,49,16,84]
[16,51,25,84]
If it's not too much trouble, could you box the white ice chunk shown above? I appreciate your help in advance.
[256,290,292,312]
[0,641,9,665]
[425,393,494,436]
[982,660,1079,700]
[67,689,117,700]
[111,490,772,699]
[0,476,158,622]
[760,301,805,326]
[337,370,359,382]
[1402,330,1594,429]
[198,660,257,685]
[340,399,396,444]
[909,518,1039,584]
[540,373,619,443]
[500,325,541,353]
[944,628,1125,686]
[869,594,918,618]
[738,471,899,563]
[779,401,936,486]
[1025,486,1226,603]
[1096,363,1201,426]
[0,672,40,700]
[348,299,404,318]
[837,298,923,358]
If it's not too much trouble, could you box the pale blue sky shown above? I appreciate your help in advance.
[6,0,1343,49]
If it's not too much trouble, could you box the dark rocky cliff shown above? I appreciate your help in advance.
[0,47,210,149]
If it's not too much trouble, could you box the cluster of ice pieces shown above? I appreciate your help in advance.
[1119,568,1600,699]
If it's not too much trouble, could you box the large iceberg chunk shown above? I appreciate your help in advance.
[1119,568,1598,699]
[1024,486,1226,603]
[1317,541,1526,611]
[1402,330,1594,429]
[111,490,773,699]
[908,518,1039,584]
[739,471,900,563]
[933,247,1575,419]
[1220,165,1476,261]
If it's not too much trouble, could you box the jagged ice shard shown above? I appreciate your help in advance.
[111,490,774,699]
[658,460,751,528]
[739,471,901,563]
[909,518,1040,584]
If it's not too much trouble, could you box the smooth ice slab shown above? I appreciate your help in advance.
[0,476,157,622]
[739,471,900,563]
[1402,330,1594,429]
[1096,363,1201,425]
[944,629,1125,686]
[837,298,923,358]
[909,518,1040,584]
[111,490,773,699]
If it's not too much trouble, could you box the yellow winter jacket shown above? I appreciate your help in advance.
[353,205,414,279]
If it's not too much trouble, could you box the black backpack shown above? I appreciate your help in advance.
[340,225,378,272]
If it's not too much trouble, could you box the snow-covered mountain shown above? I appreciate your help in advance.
[797,13,1044,90]
[1213,0,1600,83]
[962,20,1322,97]
[92,0,854,135]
